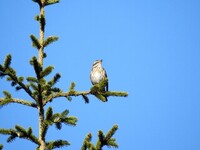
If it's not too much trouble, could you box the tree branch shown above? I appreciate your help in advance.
[5,72,35,100]
[0,126,39,145]
[43,90,128,106]
[0,55,35,101]
[0,98,37,108]
[43,91,90,105]
[81,125,119,150]
[0,144,3,150]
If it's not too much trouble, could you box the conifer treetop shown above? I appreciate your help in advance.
[0,0,128,149]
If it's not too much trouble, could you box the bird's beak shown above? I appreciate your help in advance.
[100,59,103,63]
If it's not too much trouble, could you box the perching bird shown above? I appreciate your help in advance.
[90,59,108,94]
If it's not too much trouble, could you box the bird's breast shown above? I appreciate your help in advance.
[91,70,104,84]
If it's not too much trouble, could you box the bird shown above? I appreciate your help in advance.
[90,60,108,101]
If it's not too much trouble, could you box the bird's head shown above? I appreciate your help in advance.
[93,59,103,68]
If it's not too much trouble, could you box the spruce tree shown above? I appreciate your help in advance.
[0,0,128,150]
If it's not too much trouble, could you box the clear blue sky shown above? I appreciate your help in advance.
[1,0,200,150]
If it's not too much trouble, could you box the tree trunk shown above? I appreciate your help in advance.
[38,107,45,150]
[38,2,45,149]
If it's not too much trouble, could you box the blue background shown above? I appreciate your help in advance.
[0,0,200,149]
